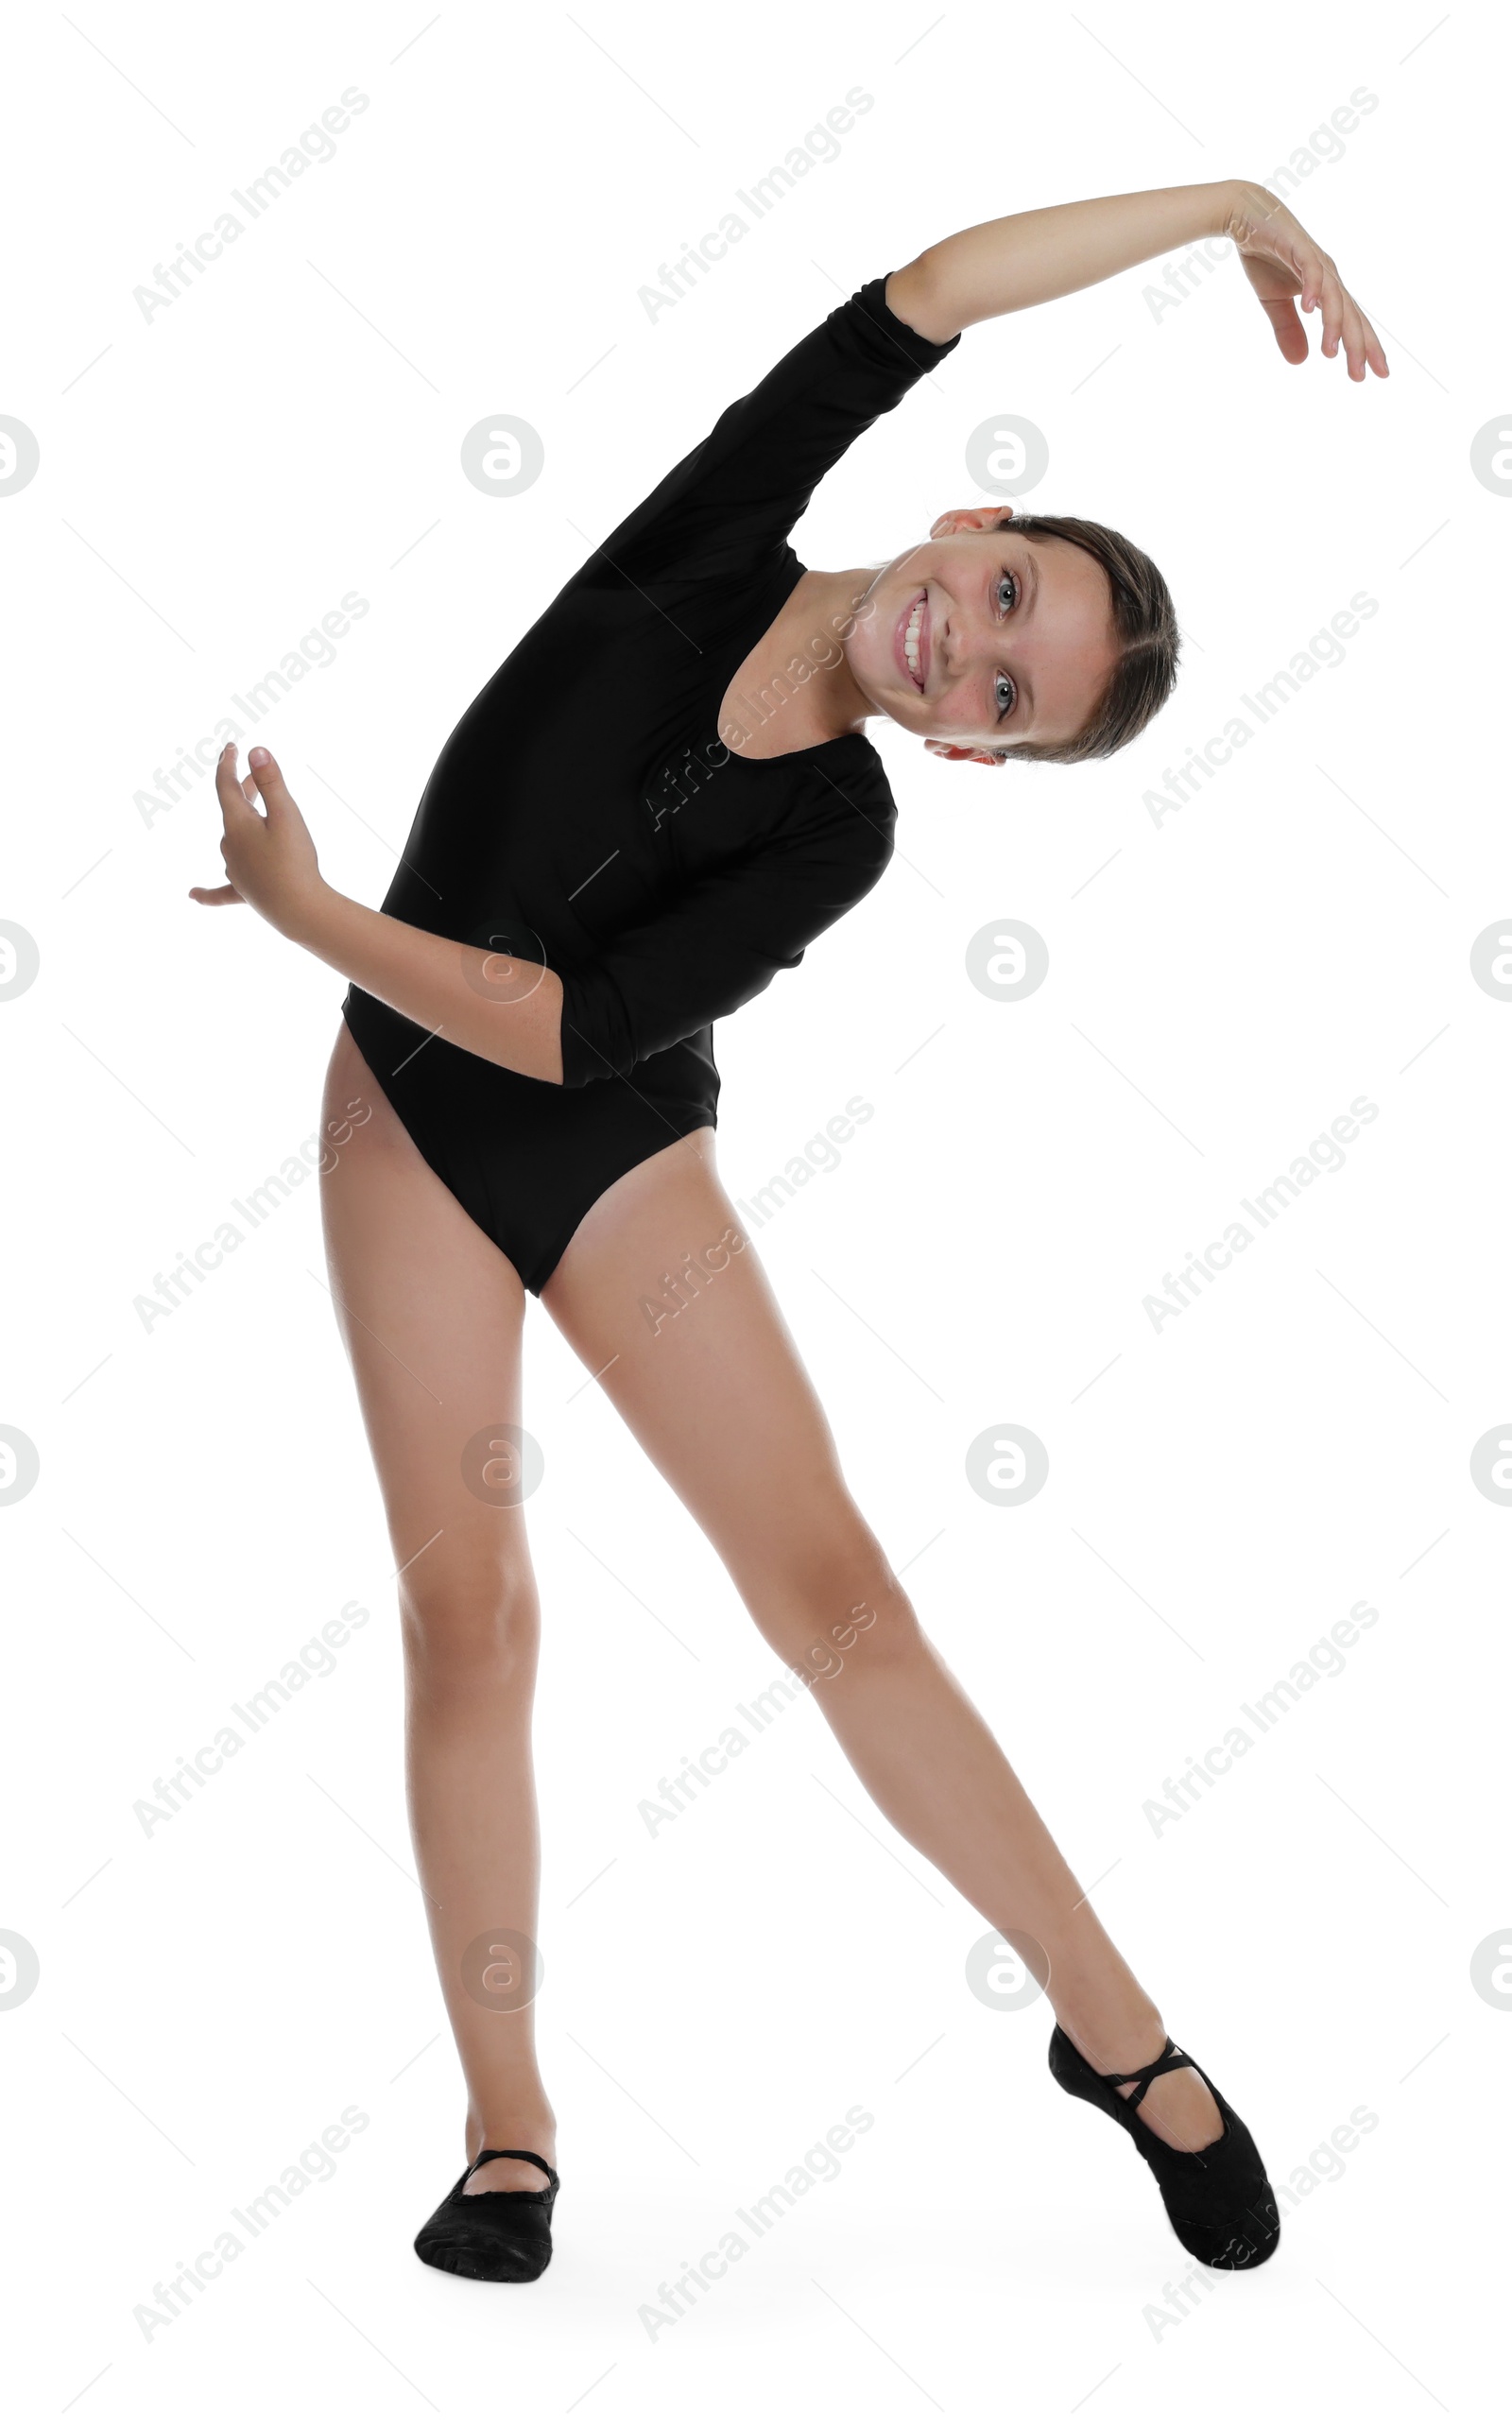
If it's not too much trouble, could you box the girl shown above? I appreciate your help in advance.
[194,180,1386,2282]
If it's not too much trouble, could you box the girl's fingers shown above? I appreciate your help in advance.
[212,741,307,831]
[1337,286,1387,380]
[1251,228,1387,379]
[1362,313,1389,377]
[245,747,300,826]
[215,745,259,827]
[1262,293,1309,364]
[188,883,245,906]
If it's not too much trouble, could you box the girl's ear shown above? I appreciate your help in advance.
[930,505,1016,540]
[925,739,1005,766]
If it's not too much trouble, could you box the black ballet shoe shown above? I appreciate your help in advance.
[413,2147,559,2282]
[1048,2025,1280,2270]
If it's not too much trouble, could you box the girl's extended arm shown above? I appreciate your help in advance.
[887,178,1386,379]
[192,746,565,1083]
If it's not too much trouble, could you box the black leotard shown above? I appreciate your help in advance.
[341,276,960,1292]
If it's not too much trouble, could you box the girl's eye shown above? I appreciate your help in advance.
[995,569,1019,718]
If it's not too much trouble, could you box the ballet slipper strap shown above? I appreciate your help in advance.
[1104,2039,1196,2112]
[465,2147,558,2187]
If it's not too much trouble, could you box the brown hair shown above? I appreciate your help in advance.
[989,512,1180,766]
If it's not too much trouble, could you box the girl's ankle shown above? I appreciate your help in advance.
[467,2114,557,2164]
[1056,2003,1167,2077]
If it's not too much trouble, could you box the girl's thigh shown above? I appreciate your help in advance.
[318,1023,533,1596]
[541,1128,893,1630]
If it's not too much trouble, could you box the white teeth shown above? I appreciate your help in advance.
[903,596,924,680]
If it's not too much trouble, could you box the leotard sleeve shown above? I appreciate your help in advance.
[557,778,892,1086]
[587,273,962,591]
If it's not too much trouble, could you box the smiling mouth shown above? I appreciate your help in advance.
[898,589,928,692]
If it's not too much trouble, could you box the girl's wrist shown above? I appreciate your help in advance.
[1217,179,1274,242]
[1212,178,1244,237]
[281,872,341,953]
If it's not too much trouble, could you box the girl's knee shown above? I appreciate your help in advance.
[750,1526,919,1678]
[401,1558,541,1688]
[795,1582,920,1684]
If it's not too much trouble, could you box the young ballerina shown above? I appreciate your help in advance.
[194,179,1386,2282]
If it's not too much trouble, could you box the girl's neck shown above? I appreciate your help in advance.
[718,566,880,759]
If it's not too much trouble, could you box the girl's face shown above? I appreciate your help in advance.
[845,509,1122,760]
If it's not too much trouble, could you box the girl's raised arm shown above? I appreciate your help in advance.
[886,180,1387,381]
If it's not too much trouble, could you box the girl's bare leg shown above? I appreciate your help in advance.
[542,1128,1223,2152]
[318,1025,553,2196]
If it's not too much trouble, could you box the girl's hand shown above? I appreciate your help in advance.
[1224,181,1388,380]
[190,745,326,938]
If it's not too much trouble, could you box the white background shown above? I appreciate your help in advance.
[3,1,1505,2419]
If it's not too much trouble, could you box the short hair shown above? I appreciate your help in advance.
[989,512,1180,765]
